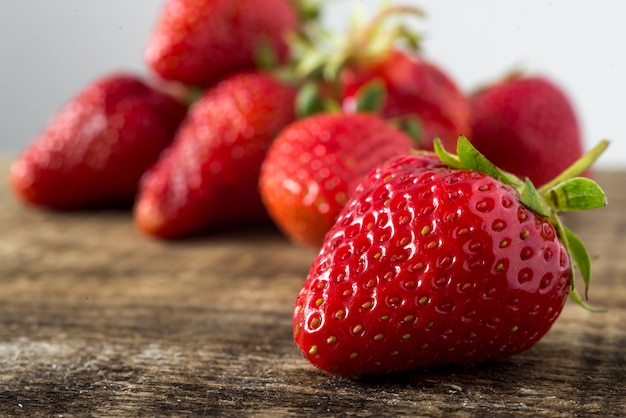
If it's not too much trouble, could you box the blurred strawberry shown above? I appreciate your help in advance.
[469,73,586,187]
[341,48,471,152]
[134,72,297,239]
[259,112,414,247]
[10,73,187,210]
[145,0,300,87]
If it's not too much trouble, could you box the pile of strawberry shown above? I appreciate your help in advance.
[10,1,610,377]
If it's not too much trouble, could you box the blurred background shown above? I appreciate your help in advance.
[1,0,624,167]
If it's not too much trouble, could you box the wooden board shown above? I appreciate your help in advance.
[1,162,624,417]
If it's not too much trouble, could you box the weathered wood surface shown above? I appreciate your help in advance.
[0,162,624,417]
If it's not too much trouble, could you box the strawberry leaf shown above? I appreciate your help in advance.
[355,79,386,113]
[295,47,329,79]
[519,178,551,217]
[550,214,603,312]
[433,138,463,170]
[294,0,325,22]
[396,23,422,52]
[568,288,605,313]
[254,39,279,70]
[562,226,591,298]
[400,116,423,144]
[456,136,524,188]
[179,87,204,107]
[296,82,326,117]
[544,177,607,212]
[391,115,423,145]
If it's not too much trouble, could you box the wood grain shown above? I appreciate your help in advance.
[1,162,624,417]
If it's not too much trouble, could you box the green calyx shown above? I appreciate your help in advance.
[432,136,609,312]
[341,4,425,70]
[293,0,325,23]
[291,4,424,80]
[252,0,327,74]
[287,3,425,117]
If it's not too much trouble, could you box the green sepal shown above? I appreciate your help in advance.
[355,79,386,113]
[544,177,607,212]
[433,138,463,170]
[294,0,325,22]
[568,288,605,313]
[390,115,423,146]
[299,52,328,80]
[456,136,524,188]
[395,23,422,52]
[254,39,279,71]
[181,87,205,107]
[562,226,592,298]
[296,82,327,118]
[400,116,423,145]
[520,178,551,217]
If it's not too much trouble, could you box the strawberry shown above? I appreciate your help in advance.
[341,48,471,152]
[9,73,187,210]
[145,0,299,87]
[469,74,586,187]
[259,112,414,248]
[293,136,608,376]
[134,72,297,239]
[292,5,471,151]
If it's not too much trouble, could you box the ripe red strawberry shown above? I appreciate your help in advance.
[145,0,299,87]
[469,74,586,187]
[259,113,414,248]
[134,72,297,239]
[293,136,608,376]
[9,73,187,210]
[292,5,470,150]
[341,48,471,152]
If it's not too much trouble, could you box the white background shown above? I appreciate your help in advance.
[2,0,624,167]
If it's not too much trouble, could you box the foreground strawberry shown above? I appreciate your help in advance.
[10,73,187,210]
[145,0,299,87]
[469,74,586,187]
[259,113,414,247]
[134,72,297,239]
[293,136,608,376]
